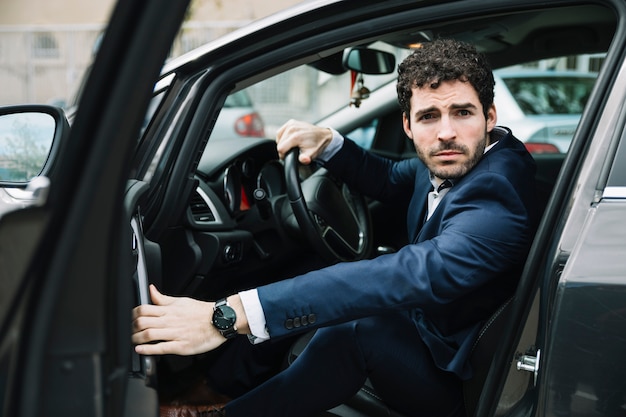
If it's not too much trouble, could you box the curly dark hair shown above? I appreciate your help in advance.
[397,38,495,120]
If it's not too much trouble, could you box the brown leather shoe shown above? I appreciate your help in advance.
[160,403,226,417]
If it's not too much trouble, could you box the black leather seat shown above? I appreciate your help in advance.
[285,298,514,417]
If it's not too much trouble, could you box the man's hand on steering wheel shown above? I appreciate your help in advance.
[276,119,334,164]
[277,120,372,264]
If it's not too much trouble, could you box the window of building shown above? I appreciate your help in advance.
[32,33,60,59]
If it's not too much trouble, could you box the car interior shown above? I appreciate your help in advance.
[126,2,618,416]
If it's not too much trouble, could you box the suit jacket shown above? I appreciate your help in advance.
[258,127,539,379]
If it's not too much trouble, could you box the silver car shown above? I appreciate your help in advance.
[212,90,265,140]
[494,70,597,153]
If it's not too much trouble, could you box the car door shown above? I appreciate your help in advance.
[477,4,626,415]
[0,1,190,416]
[537,49,626,417]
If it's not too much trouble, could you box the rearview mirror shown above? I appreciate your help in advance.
[342,47,396,75]
[0,106,66,185]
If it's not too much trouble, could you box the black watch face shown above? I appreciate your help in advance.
[213,305,236,330]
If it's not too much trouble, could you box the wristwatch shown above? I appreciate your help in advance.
[212,298,238,339]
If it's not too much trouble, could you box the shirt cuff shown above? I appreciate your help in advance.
[316,128,344,162]
[239,288,270,344]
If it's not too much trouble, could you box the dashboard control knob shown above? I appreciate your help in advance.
[253,188,272,219]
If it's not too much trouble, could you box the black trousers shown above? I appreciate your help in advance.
[225,312,465,417]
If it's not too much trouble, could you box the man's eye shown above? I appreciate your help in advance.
[420,113,435,121]
[458,109,471,116]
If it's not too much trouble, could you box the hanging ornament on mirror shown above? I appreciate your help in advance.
[350,72,370,108]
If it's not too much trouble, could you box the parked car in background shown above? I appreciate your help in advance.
[212,90,265,139]
[494,70,597,153]
[1,1,626,417]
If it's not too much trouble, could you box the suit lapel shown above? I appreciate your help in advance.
[409,172,433,243]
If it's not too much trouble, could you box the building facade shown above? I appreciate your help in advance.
[0,0,301,106]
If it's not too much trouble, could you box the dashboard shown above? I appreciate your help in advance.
[162,137,321,299]
[193,137,287,226]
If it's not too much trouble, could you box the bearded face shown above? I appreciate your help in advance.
[403,80,496,181]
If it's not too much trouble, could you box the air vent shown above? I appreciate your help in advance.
[190,190,216,223]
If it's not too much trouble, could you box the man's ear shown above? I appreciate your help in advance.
[486,104,497,132]
[402,112,413,139]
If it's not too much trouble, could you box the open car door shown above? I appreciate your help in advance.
[0,1,190,416]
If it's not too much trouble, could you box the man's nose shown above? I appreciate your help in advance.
[438,115,456,141]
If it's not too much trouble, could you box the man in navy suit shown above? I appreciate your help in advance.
[133,38,539,416]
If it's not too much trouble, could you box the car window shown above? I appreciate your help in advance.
[346,119,379,149]
[325,54,605,156]
[224,90,253,108]
[500,74,596,115]
[208,42,408,142]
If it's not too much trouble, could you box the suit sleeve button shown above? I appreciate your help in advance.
[293,317,301,328]
[301,315,309,326]
[308,314,317,324]
[285,319,294,329]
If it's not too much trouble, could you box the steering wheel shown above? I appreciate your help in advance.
[284,147,372,263]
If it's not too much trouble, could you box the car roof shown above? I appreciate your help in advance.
[160,1,615,79]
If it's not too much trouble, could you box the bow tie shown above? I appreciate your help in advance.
[437,179,453,193]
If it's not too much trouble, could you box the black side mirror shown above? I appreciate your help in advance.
[342,47,396,75]
[0,105,68,186]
